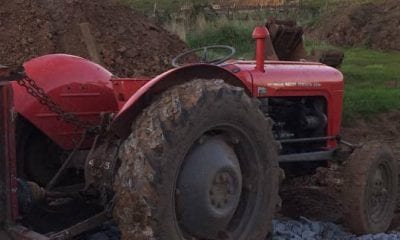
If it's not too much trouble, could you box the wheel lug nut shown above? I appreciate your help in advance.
[232,137,240,144]
[198,136,206,144]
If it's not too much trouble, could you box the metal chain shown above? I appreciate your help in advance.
[17,76,98,132]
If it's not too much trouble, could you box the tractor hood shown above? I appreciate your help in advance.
[226,60,344,98]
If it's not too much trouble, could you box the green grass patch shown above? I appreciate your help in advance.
[187,21,256,59]
[187,25,400,120]
[340,48,400,121]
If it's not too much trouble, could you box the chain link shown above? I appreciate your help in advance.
[17,76,98,132]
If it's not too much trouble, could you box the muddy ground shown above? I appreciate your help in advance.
[0,0,188,77]
[309,0,400,51]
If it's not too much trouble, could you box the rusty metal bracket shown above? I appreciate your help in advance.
[84,113,121,192]
[339,139,359,150]
[85,135,121,191]
[336,136,360,151]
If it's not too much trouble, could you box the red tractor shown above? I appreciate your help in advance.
[0,26,398,240]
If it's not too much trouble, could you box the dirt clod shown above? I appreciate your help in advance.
[0,0,188,77]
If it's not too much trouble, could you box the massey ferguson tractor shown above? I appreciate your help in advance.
[0,26,398,240]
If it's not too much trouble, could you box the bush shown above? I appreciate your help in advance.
[187,22,256,59]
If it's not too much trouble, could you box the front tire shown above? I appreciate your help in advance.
[342,142,398,234]
[113,79,280,240]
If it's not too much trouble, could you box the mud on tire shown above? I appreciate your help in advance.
[342,142,398,234]
[113,79,280,240]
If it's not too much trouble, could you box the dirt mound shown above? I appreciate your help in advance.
[0,0,188,77]
[309,0,400,51]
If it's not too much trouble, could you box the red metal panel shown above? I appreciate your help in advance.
[111,78,149,109]
[111,64,251,138]
[11,54,119,150]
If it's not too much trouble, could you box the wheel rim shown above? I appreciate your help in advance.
[174,125,265,239]
[366,161,394,224]
[209,170,239,211]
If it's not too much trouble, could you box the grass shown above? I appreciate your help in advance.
[187,21,256,59]
[340,48,400,121]
[186,24,400,120]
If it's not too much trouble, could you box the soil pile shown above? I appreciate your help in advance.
[309,0,400,51]
[0,0,188,77]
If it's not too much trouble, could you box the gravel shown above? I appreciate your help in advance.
[273,217,400,240]
[82,217,400,240]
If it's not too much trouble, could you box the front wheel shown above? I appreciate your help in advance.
[113,79,280,240]
[342,142,398,234]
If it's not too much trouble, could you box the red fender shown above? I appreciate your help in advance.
[111,64,252,138]
[12,54,119,150]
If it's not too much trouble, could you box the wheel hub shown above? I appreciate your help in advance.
[176,137,242,239]
[209,171,236,210]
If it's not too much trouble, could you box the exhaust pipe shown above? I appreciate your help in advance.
[252,26,269,72]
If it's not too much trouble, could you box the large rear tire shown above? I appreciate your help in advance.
[342,142,398,234]
[113,79,280,240]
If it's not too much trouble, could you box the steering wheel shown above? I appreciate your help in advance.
[172,45,236,67]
